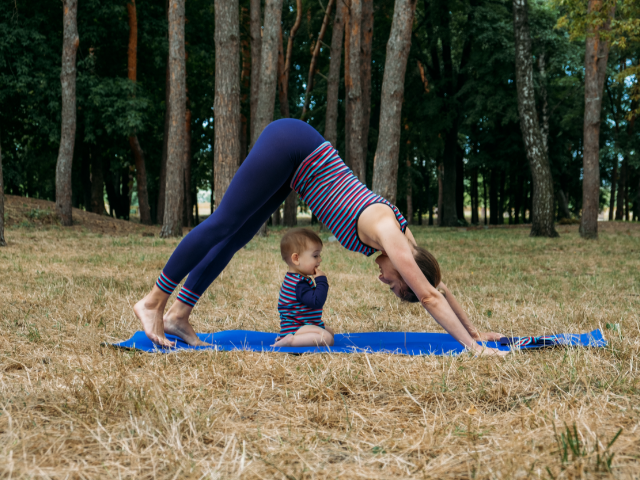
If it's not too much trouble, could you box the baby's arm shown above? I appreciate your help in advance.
[296,277,329,309]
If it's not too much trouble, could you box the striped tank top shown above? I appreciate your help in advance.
[291,142,407,256]
[278,272,325,335]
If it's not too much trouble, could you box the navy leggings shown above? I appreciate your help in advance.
[162,119,325,299]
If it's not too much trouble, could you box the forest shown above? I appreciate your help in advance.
[0,0,639,239]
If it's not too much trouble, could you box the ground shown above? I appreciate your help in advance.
[1,195,639,479]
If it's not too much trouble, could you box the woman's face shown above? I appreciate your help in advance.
[374,254,403,298]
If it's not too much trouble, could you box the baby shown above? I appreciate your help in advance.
[272,228,335,347]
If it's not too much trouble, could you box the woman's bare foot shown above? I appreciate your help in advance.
[163,301,210,347]
[272,334,294,347]
[134,286,174,348]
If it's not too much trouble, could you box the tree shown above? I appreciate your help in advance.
[361,0,374,164]
[346,0,365,182]
[214,0,241,207]
[250,0,262,142]
[371,0,416,204]
[161,0,186,238]
[324,0,345,146]
[0,137,5,246]
[126,0,152,225]
[512,0,558,237]
[55,0,79,226]
[301,0,335,120]
[580,0,615,238]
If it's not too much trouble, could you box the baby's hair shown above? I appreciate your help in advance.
[280,228,323,263]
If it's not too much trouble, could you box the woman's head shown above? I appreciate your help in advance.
[374,245,441,302]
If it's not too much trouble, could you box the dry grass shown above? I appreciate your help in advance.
[1,199,639,479]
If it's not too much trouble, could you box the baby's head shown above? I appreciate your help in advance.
[280,228,323,276]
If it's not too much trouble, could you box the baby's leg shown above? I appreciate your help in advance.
[273,325,334,347]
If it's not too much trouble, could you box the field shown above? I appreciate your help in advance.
[1,195,639,479]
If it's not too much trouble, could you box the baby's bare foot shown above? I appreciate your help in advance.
[272,335,293,347]
[163,314,210,346]
[134,295,174,348]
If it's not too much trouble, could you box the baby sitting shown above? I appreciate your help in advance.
[272,228,335,347]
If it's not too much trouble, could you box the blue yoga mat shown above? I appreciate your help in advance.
[111,329,606,355]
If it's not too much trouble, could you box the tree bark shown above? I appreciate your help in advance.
[406,153,413,224]
[344,4,352,168]
[214,0,241,208]
[253,0,284,236]
[126,0,152,225]
[183,109,193,227]
[360,0,374,166]
[371,0,416,204]
[278,0,302,119]
[0,139,6,246]
[252,0,283,144]
[346,0,365,182]
[580,0,615,238]
[55,0,79,227]
[283,193,297,227]
[470,167,479,225]
[609,158,617,220]
[437,163,443,226]
[301,0,335,121]
[161,0,186,238]
[615,157,627,220]
[90,151,105,214]
[250,0,262,143]
[512,0,558,237]
[158,55,170,224]
[324,1,345,146]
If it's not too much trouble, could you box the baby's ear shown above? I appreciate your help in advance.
[291,252,300,265]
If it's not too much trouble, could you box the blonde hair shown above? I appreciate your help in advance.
[280,228,323,263]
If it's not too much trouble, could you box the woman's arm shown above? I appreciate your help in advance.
[437,282,503,342]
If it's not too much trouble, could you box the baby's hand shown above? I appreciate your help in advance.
[313,267,327,281]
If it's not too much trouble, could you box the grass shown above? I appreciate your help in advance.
[1,208,639,478]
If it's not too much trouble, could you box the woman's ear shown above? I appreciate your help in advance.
[291,253,300,266]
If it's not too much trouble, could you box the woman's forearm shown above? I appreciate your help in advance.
[421,292,482,351]
[438,283,480,339]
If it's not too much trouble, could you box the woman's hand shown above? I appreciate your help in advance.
[471,332,504,342]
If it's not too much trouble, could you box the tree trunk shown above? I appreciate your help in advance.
[252,0,283,144]
[161,0,186,238]
[360,0,374,167]
[283,192,297,227]
[615,158,627,220]
[184,109,193,227]
[280,0,302,118]
[512,0,558,237]
[343,5,352,168]
[440,130,458,226]
[0,139,6,246]
[558,189,572,219]
[437,163,443,226]
[158,55,170,225]
[250,0,262,143]
[456,145,464,222]
[241,10,251,160]
[55,0,79,227]
[483,172,488,225]
[470,167,479,225]
[609,157,618,220]
[80,143,92,210]
[253,0,284,236]
[346,0,365,182]
[301,0,335,121]
[324,1,345,146]
[514,173,523,224]
[580,0,615,238]
[214,0,241,208]
[126,0,152,225]
[90,152,105,214]
[489,169,498,225]
[406,153,413,224]
[371,0,416,204]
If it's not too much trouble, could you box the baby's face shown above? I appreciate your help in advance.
[294,242,323,276]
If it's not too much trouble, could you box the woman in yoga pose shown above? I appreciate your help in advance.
[135,119,507,356]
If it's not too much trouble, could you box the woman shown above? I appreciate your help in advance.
[135,119,507,356]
